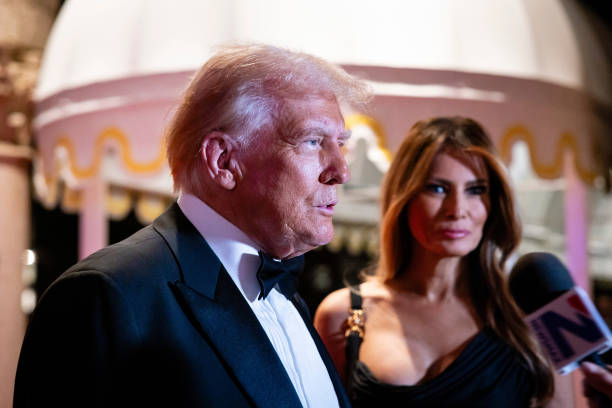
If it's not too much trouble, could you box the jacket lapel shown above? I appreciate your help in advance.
[292,295,351,408]
[154,204,302,408]
[171,272,301,408]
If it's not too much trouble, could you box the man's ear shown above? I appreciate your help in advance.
[200,131,241,190]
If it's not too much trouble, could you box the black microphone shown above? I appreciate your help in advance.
[508,252,612,375]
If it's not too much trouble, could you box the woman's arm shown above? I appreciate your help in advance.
[314,288,352,383]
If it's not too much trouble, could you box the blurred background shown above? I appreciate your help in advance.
[1,0,611,406]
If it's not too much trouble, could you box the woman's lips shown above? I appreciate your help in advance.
[438,229,469,239]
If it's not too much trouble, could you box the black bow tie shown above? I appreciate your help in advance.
[256,251,304,300]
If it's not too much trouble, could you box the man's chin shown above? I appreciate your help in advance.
[295,231,333,251]
[311,230,335,248]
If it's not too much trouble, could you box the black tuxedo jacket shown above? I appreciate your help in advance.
[14,203,350,407]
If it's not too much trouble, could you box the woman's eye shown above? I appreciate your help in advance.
[425,184,446,194]
[467,185,488,195]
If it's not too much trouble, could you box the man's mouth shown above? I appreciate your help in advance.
[316,201,337,214]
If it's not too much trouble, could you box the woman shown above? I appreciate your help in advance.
[315,117,559,407]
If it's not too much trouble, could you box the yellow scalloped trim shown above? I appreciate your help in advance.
[48,126,166,180]
[345,113,393,162]
[61,186,81,213]
[55,182,169,223]
[106,187,132,220]
[135,194,170,224]
[500,125,596,184]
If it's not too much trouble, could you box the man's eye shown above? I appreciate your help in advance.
[467,185,488,195]
[425,184,446,194]
[305,139,321,147]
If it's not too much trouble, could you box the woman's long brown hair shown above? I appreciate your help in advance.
[377,116,554,407]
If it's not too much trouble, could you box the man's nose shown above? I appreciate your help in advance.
[319,145,350,185]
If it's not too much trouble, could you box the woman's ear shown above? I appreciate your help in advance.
[200,131,241,190]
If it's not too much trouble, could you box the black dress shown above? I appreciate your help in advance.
[345,289,534,408]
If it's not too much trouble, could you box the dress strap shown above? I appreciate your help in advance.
[346,288,365,338]
[345,284,365,379]
[350,288,363,310]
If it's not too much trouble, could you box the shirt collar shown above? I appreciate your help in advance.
[177,192,262,301]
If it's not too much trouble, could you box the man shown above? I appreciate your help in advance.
[14,44,370,407]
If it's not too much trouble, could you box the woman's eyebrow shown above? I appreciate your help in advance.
[428,177,451,185]
[466,178,489,186]
[427,177,488,185]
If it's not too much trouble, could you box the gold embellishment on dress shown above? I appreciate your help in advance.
[345,309,365,338]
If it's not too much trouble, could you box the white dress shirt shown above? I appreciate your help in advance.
[178,193,339,408]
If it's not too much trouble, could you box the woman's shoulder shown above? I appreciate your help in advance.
[359,278,390,299]
[314,288,353,350]
[314,282,374,332]
[315,279,389,323]
[315,287,352,324]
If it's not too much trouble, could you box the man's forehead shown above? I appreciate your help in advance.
[281,96,349,136]
[284,95,341,115]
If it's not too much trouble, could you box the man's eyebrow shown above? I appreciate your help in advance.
[294,126,351,140]
[340,129,352,140]
[293,126,326,139]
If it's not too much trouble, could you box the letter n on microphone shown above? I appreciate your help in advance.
[525,287,612,374]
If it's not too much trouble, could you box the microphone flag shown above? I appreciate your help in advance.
[525,286,612,374]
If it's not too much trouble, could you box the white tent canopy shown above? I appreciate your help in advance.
[36,0,609,102]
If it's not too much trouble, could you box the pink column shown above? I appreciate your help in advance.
[0,148,29,407]
[563,151,589,290]
[564,151,590,408]
[79,176,108,260]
